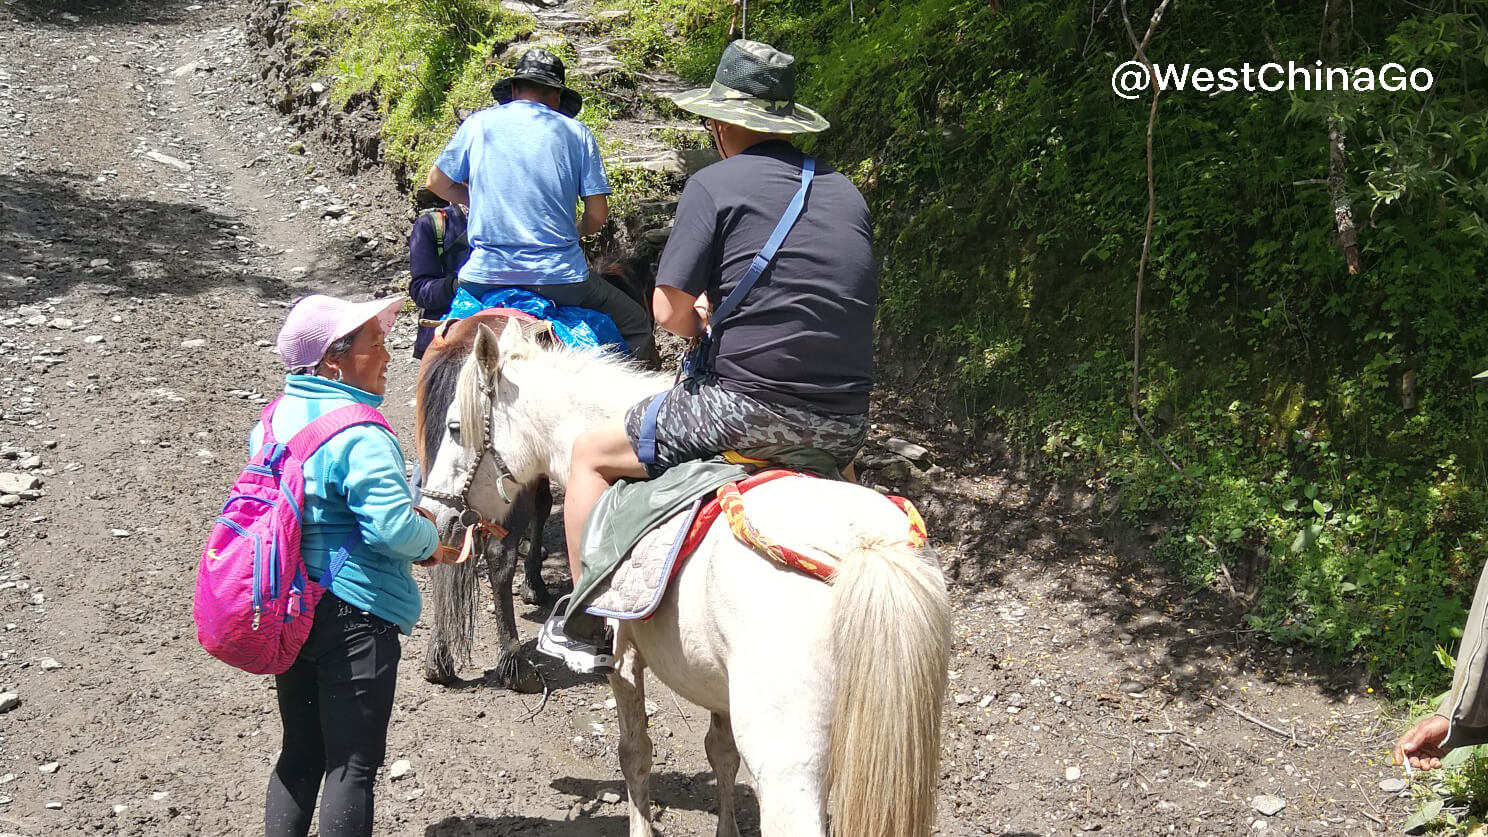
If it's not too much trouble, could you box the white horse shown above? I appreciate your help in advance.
[415,317,951,837]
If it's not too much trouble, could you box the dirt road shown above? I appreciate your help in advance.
[0,1,1425,834]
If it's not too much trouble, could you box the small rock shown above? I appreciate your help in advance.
[1251,794,1286,816]
[110,315,123,324]
[111,804,128,816]
[0,475,40,494]
[287,140,305,155]
[389,759,412,781]
[38,658,60,671]
[25,315,47,326]
[0,693,18,713]
[1379,777,1406,793]
[978,694,995,708]
[1006,705,1021,715]
[310,81,326,95]
[599,791,622,804]
[884,437,930,462]
[16,456,41,470]
[1065,766,1082,781]
[151,791,169,801]
[144,150,191,172]
[38,762,58,774]
[46,318,74,329]
[1120,679,1147,695]
[84,335,105,344]
[953,693,973,706]
[181,338,206,349]
[0,496,18,508]
[323,204,349,218]
[109,529,130,538]
[44,801,60,810]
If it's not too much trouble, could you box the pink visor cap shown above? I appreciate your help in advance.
[276,294,405,370]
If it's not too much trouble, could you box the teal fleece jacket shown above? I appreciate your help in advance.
[248,375,438,634]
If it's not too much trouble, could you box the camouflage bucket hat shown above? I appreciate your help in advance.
[492,49,583,118]
[670,40,829,134]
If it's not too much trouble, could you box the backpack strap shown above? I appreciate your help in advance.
[286,404,395,463]
[431,207,447,260]
[259,396,284,446]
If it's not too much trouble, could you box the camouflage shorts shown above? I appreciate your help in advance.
[623,379,868,476]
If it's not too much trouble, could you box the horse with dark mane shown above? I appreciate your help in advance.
[414,317,552,691]
[412,256,653,689]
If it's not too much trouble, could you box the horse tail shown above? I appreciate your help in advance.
[826,534,950,837]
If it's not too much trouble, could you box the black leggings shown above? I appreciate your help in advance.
[265,594,401,837]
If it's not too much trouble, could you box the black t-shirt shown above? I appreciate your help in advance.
[655,141,876,415]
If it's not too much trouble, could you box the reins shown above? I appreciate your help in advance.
[419,341,519,564]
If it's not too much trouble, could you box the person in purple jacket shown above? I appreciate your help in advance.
[407,203,470,359]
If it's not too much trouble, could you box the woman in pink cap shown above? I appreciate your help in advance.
[256,293,439,837]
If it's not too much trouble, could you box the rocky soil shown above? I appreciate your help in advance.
[0,0,1435,834]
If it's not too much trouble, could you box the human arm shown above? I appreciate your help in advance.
[1394,557,1488,769]
[407,213,457,316]
[424,166,470,212]
[578,194,608,238]
[330,427,439,563]
[1394,714,1450,770]
[652,285,706,338]
[651,177,717,338]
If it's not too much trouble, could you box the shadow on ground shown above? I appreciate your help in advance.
[868,386,1375,722]
[0,172,294,304]
[10,0,206,25]
[425,772,760,835]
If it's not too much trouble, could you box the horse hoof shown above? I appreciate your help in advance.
[521,581,553,607]
[490,655,544,694]
[423,665,458,686]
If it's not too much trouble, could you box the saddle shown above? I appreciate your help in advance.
[574,465,926,625]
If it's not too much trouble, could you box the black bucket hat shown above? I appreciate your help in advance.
[491,48,583,118]
[670,40,828,133]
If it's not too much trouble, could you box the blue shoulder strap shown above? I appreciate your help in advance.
[636,157,815,466]
[709,156,814,328]
[636,391,668,465]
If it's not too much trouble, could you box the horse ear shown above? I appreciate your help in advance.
[496,316,528,358]
[473,322,504,373]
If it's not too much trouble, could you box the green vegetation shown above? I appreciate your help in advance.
[287,0,644,206]
[605,0,1488,696]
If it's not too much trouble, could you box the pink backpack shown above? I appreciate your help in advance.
[193,397,393,675]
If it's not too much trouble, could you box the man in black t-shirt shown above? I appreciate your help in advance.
[538,39,876,673]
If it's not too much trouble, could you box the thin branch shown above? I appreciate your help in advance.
[1209,695,1297,742]
[1119,0,1188,481]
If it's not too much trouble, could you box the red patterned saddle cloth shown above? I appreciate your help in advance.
[583,469,927,622]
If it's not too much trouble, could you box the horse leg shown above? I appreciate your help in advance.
[728,691,829,836]
[610,637,654,837]
[520,477,554,606]
[705,712,742,837]
[484,529,542,693]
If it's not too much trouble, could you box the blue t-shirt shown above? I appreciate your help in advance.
[434,101,610,286]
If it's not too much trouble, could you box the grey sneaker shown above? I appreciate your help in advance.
[536,595,616,675]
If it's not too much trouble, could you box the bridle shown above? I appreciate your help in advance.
[418,373,516,564]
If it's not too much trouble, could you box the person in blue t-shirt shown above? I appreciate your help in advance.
[422,49,652,354]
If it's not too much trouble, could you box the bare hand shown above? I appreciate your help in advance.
[1393,713,1450,770]
[693,296,711,329]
